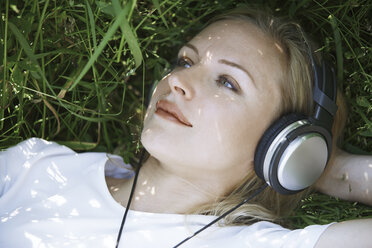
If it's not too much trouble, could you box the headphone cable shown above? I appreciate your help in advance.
[172,183,268,248]
[115,149,146,248]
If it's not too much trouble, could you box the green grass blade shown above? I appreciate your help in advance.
[1,0,9,131]
[57,140,98,150]
[112,0,143,68]
[8,22,38,64]
[152,0,169,28]
[85,0,97,49]
[70,7,129,90]
[32,0,49,52]
[8,21,56,97]
[329,14,343,90]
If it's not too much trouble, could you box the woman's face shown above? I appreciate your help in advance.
[141,19,286,183]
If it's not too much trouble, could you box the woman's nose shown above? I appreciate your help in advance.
[168,73,195,100]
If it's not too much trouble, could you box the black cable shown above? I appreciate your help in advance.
[172,183,268,248]
[115,149,146,248]
[114,150,267,248]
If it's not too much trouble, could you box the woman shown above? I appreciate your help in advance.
[1,9,371,248]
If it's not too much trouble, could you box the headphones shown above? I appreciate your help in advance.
[254,54,338,195]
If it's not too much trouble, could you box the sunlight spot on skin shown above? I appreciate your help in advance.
[197,108,202,116]
[206,50,212,62]
[274,42,284,53]
[257,49,263,56]
[163,73,171,80]
[152,86,158,94]
[110,186,119,192]
[341,173,349,181]
[364,172,368,181]
[143,129,152,135]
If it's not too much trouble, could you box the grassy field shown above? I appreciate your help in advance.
[1,0,371,228]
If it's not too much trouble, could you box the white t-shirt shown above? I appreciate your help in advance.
[0,138,332,248]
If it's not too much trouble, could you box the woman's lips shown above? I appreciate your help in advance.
[155,100,193,127]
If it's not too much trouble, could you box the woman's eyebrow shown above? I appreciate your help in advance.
[218,59,256,88]
[184,43,199,56]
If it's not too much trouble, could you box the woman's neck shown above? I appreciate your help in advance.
[108,156,236,214]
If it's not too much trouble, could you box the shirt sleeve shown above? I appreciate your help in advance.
[243,221,334,248]
[281,223,334,248]
[0,138,74,197]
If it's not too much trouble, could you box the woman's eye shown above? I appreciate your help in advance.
[216,75,238,92]
[177,57,193,68]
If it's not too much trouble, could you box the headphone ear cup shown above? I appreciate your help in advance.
[254,113,305,181]
[254,113,331,195]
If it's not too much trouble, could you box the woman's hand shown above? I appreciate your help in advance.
[315,147,372,206]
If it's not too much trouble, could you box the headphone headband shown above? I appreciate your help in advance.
[309,49,338,130]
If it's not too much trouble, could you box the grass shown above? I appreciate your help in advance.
[289,193,372,228]
[1,0,371,228]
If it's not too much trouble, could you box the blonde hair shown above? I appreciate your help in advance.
[188,8,347,226]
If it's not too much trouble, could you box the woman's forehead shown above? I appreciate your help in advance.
[191,20,268,47]
[186,19,285,62]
